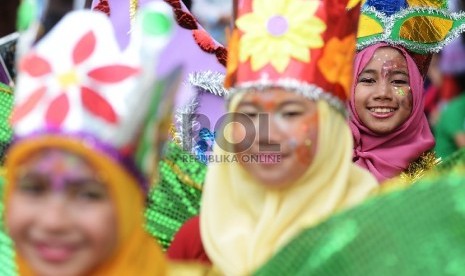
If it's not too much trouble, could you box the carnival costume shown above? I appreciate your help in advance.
[176,0,379,274]
[1,2,180,275]
[349,0,465,183]
[92,0,231,250]
[251,1,465,274]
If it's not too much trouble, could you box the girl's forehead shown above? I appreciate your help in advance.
[241,89,305,104]
[371,47,407,64]
[19,149,96,175]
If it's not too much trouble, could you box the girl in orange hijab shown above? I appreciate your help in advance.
[3,4,177,275]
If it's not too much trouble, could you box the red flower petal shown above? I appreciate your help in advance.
[19,53,52,77]
[45,94,69,128]
[81,86,118,124]
[10,86,47,124]
[73,31,96,65]
[87,65,139,83]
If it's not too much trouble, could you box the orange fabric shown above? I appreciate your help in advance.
[4,136,166,276]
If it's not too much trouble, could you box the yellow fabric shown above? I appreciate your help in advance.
[406,0,444,8]
[200,99,379,275]
[400,16,453,43]
[236,0,326,73]
[357,14,384,38]
[4,136,166,276]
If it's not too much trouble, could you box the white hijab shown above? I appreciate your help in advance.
[200,99,378,275]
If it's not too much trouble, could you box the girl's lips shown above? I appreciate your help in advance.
[368,107,396,119]
[34,242,76,263]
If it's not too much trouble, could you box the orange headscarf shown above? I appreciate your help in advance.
[4,136,166,276]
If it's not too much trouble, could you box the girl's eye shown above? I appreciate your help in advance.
[282,111,304,118]
[77,189,105,201]
[359,77,375,84]
[17,177,48,196]
[392,79,408,85]
[70,181,107,202]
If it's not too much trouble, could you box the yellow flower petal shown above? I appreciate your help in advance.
[271,52,291,73]
[237,0,326,72]
[290,45,310,63]
[285,31,313,47]
[242,33,269,56]
[236,13,263,33]
[251,50,272,71]
[253,0,288,19]
[286,0,319,22]
[296,17,326,34]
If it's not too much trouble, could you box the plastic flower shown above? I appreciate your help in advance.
[236,0,326,73]
[12,30,139,127]
[317,34,356,96]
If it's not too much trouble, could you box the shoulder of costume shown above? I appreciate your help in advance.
[380,151,440,192]
[254,164,465,275]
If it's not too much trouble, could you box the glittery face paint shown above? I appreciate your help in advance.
[234,88,319,188]
[395,87,409,96]
[376,52,408,81]
[354,47,413,134]
[381,60,396,79]
[15,149,106,193]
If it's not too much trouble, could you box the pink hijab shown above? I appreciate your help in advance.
[349,43,435,183]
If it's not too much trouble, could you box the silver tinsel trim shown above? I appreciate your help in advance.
[357,7,465,53]
[227,78,348,117]
[172,70,228,152]
[187,71,229,96]
[172,96,200,152]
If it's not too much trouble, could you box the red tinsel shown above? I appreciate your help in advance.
[93,0,111,16]
[163,0,228,67]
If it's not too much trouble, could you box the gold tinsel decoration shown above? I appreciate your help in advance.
[130,0,139,30]
[381,151,440,194]
[165,159,203,191]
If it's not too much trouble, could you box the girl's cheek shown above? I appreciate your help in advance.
[294,114,318,164]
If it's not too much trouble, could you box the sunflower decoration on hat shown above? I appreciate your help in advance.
[226,0,363,115]
[357,0,465,76]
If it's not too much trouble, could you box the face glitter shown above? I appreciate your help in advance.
[396,87,406,96]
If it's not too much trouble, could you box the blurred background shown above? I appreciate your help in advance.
[4,0,465,159]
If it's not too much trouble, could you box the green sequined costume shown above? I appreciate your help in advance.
[254,148,465,276]
[0,83,17,276]
[145,142,206,250]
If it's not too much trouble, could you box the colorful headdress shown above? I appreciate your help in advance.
[91,0,229,162]
[9,3,180,193]
[226,0,362,114]
[357,0,465,75]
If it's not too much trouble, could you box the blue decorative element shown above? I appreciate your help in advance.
[194,128,216,164]
[365,0,408,16]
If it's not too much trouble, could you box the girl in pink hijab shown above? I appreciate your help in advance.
[349,43,435,183]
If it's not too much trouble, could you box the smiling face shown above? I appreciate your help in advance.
[6,149,117,276]
[232,88,318,188]
[354,47,413,134]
